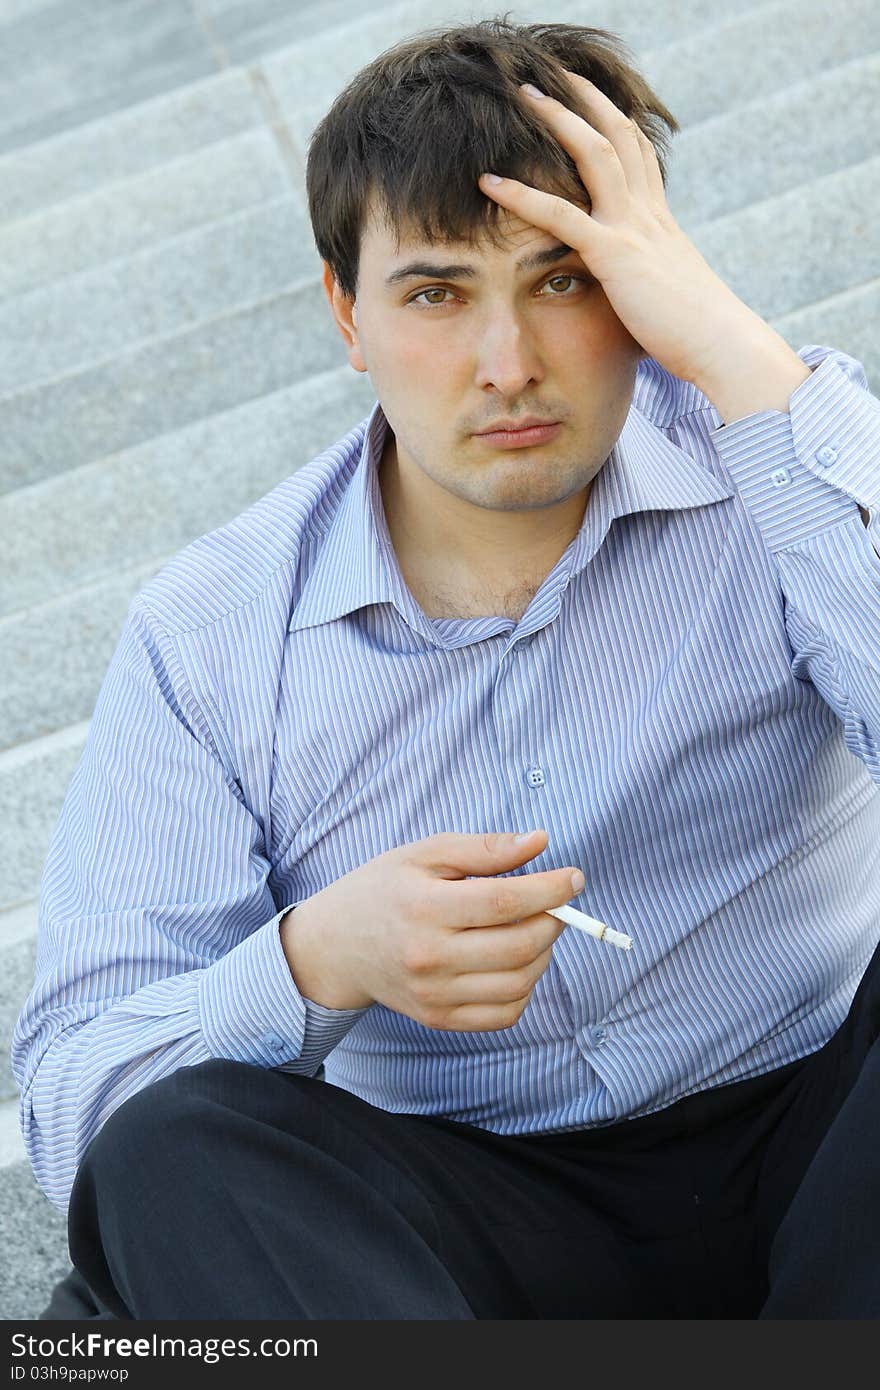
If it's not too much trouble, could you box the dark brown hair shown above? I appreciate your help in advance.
[306,11,680,301]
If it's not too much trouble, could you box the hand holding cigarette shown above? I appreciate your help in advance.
[283,827,631,1037]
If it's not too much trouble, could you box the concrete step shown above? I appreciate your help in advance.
[0,124,297,301]
[0,65,265,225]
[686,152,880,322]
[0,1095,26,1167]
[0,0,217,157]
[0,0,400,159]
[2,907,73,1325]
[640,0,880,128]
[0,278,346,496]
[0,194,320,399]
[2,559,177,753]
[666,52,880,229]
[776,277,880,387]
[2,360,377,619]
[0,1156,69,1321]
[0,372,377,750]
[197,0,411,67]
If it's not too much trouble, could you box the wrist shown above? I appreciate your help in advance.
[279,904,373,1011]
[687,311,812,425]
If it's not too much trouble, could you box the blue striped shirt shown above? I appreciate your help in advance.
[12,343,880,1214]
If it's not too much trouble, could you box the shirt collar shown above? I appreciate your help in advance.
[290,359,735,635]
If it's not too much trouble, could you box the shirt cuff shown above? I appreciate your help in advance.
[198,904,369,1072]
[707,344,880,554]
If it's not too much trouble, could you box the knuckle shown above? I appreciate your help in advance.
[402,940,436,976]
[509,968,534,998]
[595,136,617,160]
[492,882,520,919]
[548,191,575,222]
[502,998,529,1026]
[532,952,551,981]
[422,1004,452,1031]
[509,936,537,969]
[408,977,435,1007]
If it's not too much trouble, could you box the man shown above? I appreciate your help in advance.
[12,18,880,1319]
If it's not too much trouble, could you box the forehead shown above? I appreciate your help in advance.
[362,203,563,267]
[375,179,568,241]
[361,212,581,291]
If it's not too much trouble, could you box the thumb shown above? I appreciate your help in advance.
[427,828,548,879]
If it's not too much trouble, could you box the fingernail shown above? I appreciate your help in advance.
[514,831,536,844]
[570,870,585,893]
[521,83,546,99]
[482,172,503,185]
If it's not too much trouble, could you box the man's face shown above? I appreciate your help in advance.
[324,195,645,522]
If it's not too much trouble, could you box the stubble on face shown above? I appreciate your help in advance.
[353,199,643,591]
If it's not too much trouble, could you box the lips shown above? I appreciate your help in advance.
[473,420,563,449]
[475,417,558,434]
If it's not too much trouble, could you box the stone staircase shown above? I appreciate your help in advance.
[2,0,878,1320]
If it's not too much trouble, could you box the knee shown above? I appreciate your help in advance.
[79,1059,263,1192]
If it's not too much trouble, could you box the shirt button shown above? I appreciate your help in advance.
[591,1026,608,1045]
[263,1031,286,1055]
[770,467,791,487]
[525,765,546,788]
[815,445,839,468]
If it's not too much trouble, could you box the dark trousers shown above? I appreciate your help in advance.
[66,943,880,1319]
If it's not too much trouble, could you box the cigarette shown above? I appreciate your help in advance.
[547,903,633,951]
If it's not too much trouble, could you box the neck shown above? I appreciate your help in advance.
[377,431,590,601]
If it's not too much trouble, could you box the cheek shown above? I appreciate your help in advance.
[394,322,461,381]
[563,305,643,373]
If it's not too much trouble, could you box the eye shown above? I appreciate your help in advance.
[407,286,456,308]
[405,273,594,309]
[539,273,588,296]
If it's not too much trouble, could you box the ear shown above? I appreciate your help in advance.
[322,262,368,373]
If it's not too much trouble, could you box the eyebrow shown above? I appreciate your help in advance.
[384,240,582,287]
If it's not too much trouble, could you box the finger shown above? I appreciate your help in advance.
[477,172,604,264]
[423,997,533,1032]
[632,122,669,210]
[558,69,652,205]
[439,954,553,1007]
[448,916,562,974]
[516,78,633,216]
[569,70,664,209]
[435,865,583,930]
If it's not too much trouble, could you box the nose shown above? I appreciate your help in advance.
[474,310,545,397]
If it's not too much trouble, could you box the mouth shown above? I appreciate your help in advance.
[473,421,562,449]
